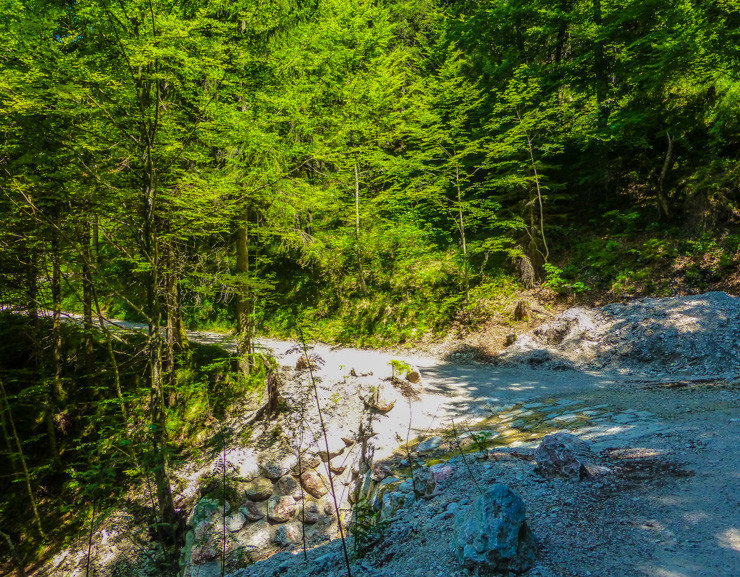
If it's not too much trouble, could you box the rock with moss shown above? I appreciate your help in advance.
[244,477,274,501]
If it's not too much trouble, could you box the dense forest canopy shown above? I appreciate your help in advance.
[0,0,738,572]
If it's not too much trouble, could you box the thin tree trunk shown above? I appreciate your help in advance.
[554,0,572,63]
[0,530,26,577]
[91,285,131,437]
[518,109,550,264]
[82,221,95,395]
[0,377,45,539]
[236,212,252,377]
[91,215,99,264]
[657,132,673,220]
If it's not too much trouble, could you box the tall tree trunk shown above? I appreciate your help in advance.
[82,220,95,395]
[236,210,252,377]
[354,163,367,295]
[592,0,610,197]
[142,128,176,551]
[163,240,178,406]
[554,0,572,63]
[454,165,469,304]
[517,109,550,265]
[49,232,63,468]
[91,215,99,264]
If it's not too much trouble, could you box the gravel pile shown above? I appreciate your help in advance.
[496,292,740,380]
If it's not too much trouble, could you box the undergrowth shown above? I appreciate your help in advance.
[0,313,265,576]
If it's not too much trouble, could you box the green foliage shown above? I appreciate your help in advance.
[388,359,412,380]
[349,499,390,558]
[543,263,590,295]
[468,430,494,458]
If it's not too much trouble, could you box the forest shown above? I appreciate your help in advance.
[1,0,739,574]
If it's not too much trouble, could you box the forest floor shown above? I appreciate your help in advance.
[39,292,740,577]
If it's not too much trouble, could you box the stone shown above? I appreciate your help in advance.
[293,453,321,471]
[295,353,318,371]
[236,519,270,550]
[535,433,591,481]
[505,332,517,347]
[276,475,302,498]
[364,383,396,413]
[405,370,421,384]
[222,448,260,480]
[373,477,403,509]
[244,477,274,501]
[451,484,538,574]
[267,495,296,523]
[273,523,302,547]
[226,511,246,532]
[371,462,393,481]
[380,491,416,522]
[183,560,221,577]
[259,452,298,480]
[241,501,266,522]
[322,499,335,516]
[413,468,437,499]
[298,501,321,524]
[584,464,612,477]
[300,470,328,498]
[429,462,455,483]
[417,436,443,453]
[329,462,346,475]
[314,434,347,462]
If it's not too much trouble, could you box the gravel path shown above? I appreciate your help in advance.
[232,293,740,577]
[44,294,740,577]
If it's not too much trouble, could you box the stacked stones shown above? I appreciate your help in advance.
[181,444,358,577]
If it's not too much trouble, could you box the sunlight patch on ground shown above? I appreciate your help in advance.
[717,527,740,552]
[682,510,709,524]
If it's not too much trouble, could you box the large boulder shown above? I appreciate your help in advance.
[235,519,271,550]
[412,468,437,499]
[534,433,591,481]
[451,484,538,574]
[298,501,321,524]
[259,452,298,480]
[241,501,266,522]
[273,523,302,547]
[276,475,302,498]
[267,495,296,523]
[300,470,328,498]
[380,491,416,522]
[244,477,274,501]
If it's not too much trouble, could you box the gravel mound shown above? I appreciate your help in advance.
[496,292,740,379]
